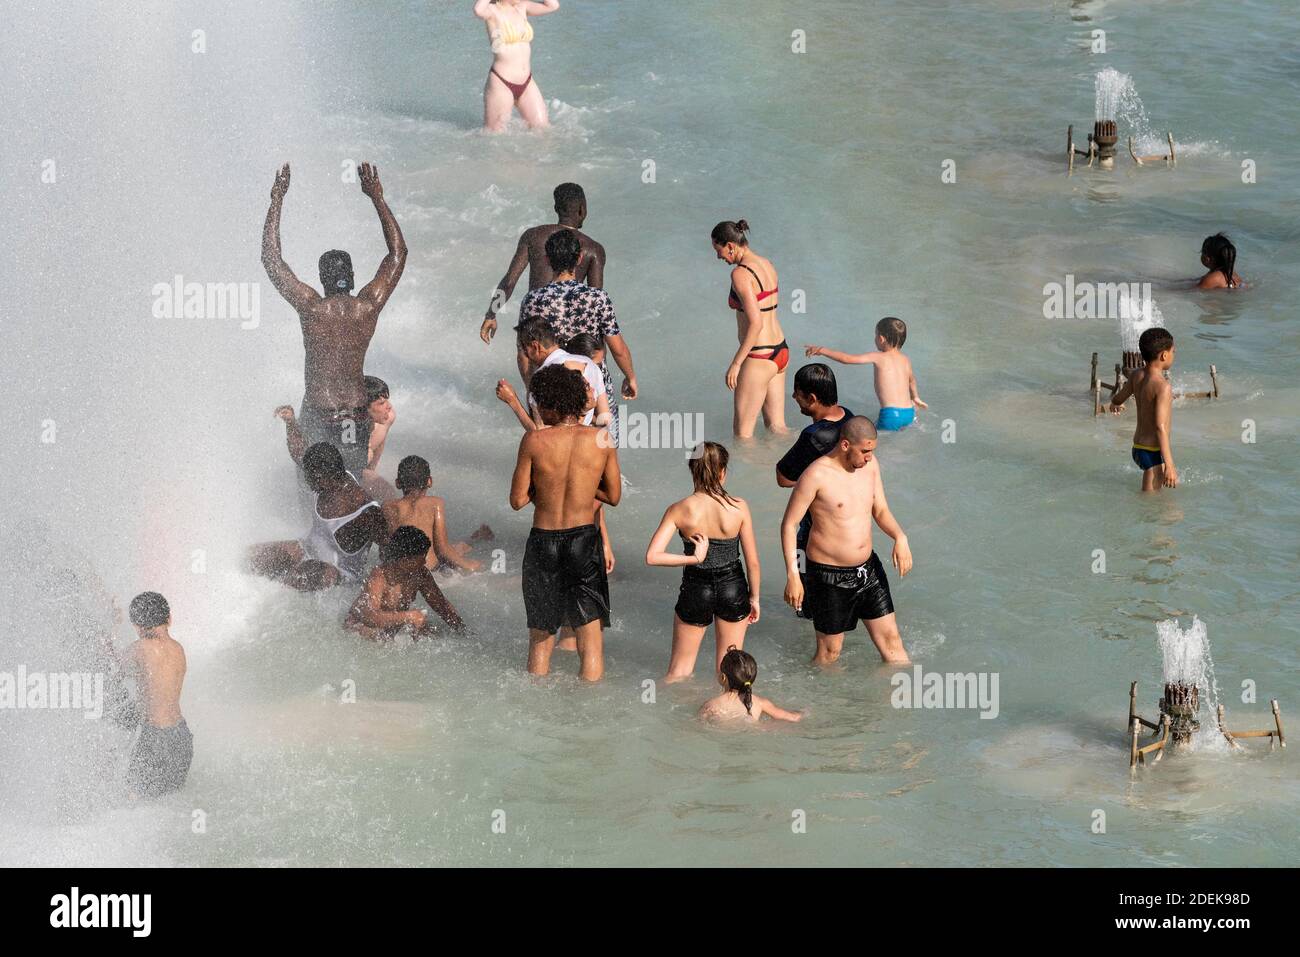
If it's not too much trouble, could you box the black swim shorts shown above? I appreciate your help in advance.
[804,553,894,635]
[522,524,610,634]
[674,560,751,628]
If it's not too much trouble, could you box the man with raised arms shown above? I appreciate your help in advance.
[780,416,912,665]
[509,364,621,681]
[262,161,407,476]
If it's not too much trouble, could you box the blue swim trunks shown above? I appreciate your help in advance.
[1132,445,1164,470]
[876,407,915,431]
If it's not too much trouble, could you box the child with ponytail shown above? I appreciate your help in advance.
[699,646,802,723]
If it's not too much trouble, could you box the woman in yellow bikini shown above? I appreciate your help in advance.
[473,0,560,132]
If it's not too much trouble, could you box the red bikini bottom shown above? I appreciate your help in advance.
[491,68,533,102]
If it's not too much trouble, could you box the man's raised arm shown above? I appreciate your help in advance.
[356,162,408,310]
[261,163,320,310]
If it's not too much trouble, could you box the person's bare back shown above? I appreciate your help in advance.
[512,424,620,529]
[520,224,605,290]
[871,349,913,409]
[262,162,406,410]
[130,635,186,728]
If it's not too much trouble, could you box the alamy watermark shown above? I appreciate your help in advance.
[151,275,260,329]
[890,665,999,719]
[0,667,104,719]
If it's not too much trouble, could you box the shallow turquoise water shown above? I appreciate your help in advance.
[2,0,1297,866]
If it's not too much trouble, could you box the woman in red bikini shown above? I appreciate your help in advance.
[474,0,559,133]
[711,220,790,438]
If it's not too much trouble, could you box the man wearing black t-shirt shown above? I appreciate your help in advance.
[776,364,852,617]
[776,364,853,486]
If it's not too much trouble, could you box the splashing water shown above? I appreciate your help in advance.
[1094,67,1161,153]
[1117,285,1163,353]
[1155,616,1224,748]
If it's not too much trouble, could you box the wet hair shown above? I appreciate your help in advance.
[128,591,170,630]
[710,219,750,247]
[793,363,838,406]
[364,375,390,405]
[687,441,739,507]
[515,318,558,350]
[1138,327,1174,362]
[318,249,354,294]
[563,333,602,359]
[544,230,583,273]
[382,525,431,564]
[840,415,878,445]
[719,645,758,715]
[395,454,431,493]
[876,316,907,349]
[1201,233,1237,287]
[553,183,586,218]
[301,441,346,484]
[530,364,588,419]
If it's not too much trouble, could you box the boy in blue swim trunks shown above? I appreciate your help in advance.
[805,317,926,431]
[1108,327,1179,492]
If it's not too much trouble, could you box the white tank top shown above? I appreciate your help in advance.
[302,488,377,583]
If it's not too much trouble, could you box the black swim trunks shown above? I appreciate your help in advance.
[804,553,894,635]
[298,402,373,477]
[522,524,610,634]
[127,719,193,798]
[675,561,751,627]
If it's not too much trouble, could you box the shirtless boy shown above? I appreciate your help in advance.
[123,592,192,799]
[262,162,406,475]
[480,182,606,344]
[780,416,913,665]
[345,526,466,640]
[383,455,490,573]
[1108,327,1179,492]
[509,364,621,681]
[806,317,926,431]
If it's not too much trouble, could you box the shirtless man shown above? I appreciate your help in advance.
[248,442,388,590]
[383,455,489,573]
[479,182,606,345]
[122,592,192,799]
[345,526,465,640]
[262,161,407,476]
[509,364,621,681]
[780,416,913,665]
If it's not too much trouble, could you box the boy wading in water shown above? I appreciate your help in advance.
[122,592,192,799]
[1108,327,1179,492]
[806,317,926,431]
[509,365,621,681]
[780,416,913,665]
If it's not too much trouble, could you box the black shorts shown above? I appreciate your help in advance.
[127,719,194,798]
[522,524,610,634]
[298,402,373,477]
[675,561,750,627]
[804,553,895,635]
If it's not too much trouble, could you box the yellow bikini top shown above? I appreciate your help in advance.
[491,15,533,46]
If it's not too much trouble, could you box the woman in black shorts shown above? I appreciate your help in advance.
[645,442,760,682]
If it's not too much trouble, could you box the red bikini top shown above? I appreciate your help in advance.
[728,262,779,312]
